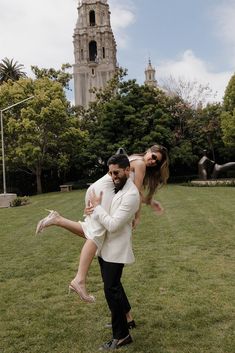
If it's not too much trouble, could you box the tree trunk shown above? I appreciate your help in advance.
[207,134,215,161]
[36,166,42,194]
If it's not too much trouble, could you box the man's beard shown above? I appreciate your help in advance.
[114,175,127,193]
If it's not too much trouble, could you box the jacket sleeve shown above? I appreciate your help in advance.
[93,192,140,233]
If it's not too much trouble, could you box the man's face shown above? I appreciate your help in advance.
[108,164,130,191]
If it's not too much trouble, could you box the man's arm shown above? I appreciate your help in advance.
[90,191,140,233]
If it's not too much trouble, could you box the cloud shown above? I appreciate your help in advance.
[213,0,235,64]
[0,0,135,76]
[1,1,230,106]
[0,0,77,75]
[157,50,232,103]
[109,0,136,48]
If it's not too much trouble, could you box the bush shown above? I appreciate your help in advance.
[10,196,30,207]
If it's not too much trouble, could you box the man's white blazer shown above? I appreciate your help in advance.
[95,177,140,264]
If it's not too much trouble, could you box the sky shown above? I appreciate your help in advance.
[1,0,235,104]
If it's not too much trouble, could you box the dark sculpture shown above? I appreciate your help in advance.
[211,162,235,179]
[198,150,235,180]
[198,151,215,180]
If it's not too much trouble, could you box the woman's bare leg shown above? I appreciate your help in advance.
[36,211,97,302]
[55,216,85,237]
[36,210,85,238]
[70,239,97,302]
[71,239,97,287]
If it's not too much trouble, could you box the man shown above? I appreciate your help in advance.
[89,154,140,350]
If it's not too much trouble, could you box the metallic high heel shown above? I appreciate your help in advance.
[35,209,60,235]
[68,282,96,303]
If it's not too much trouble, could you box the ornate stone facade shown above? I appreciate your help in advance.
[73,0,117,107]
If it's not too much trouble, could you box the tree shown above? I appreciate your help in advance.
[221,74,235,149]
[0,77,86,194]
[80,71,230,179]
[162,96,199,174]
[0,57,27,83]
[78,76,174,177]
[220,111,235,148]
[160,75,216,108]
[187,103,224,161]
[31,64,72,90]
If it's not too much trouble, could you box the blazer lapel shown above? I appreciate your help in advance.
[111,178,132,205]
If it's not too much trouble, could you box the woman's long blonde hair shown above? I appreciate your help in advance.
[137,144,169,203]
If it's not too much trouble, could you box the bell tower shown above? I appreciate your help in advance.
[73,0,117,107]
[144,58,157,87]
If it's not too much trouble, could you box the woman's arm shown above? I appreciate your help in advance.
[131,159,146,192]
[131,159,164,216]
[130,160,146,227]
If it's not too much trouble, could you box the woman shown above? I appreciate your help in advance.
[36,145,169,308]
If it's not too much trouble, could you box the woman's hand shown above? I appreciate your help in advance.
[150,200,164,215]
[132,216,140,230]
[132,211,141,230]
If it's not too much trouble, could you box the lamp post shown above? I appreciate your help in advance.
[0,96,34,200]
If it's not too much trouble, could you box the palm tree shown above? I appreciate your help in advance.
[0,57,27,84]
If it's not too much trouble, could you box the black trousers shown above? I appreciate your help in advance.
[98,257,131,339]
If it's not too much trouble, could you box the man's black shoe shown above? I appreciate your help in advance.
[98,335,133,350]
[105,320,136,330]
[117,334,133,348]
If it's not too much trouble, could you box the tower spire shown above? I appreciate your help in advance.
[144,58,157,87]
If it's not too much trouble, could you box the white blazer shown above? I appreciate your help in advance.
[95,177,140,264]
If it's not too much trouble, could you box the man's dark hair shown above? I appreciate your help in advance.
[107,154,130,168]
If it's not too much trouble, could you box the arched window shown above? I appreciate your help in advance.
[89,10,96,26]
[89,41,97,61]
[102,47,105,59]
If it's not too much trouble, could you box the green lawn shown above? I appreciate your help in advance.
[0,185,234,353]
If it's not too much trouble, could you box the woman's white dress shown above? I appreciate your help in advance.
[79,155,143,250]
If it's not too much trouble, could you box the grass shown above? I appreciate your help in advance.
[0,185,234,353]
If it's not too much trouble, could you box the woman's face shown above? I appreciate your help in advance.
[144,150,163,167]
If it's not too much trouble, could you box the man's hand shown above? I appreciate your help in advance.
[89,189,103,208]
[84,200,94,216]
